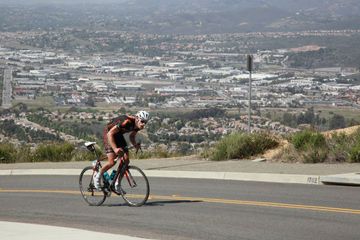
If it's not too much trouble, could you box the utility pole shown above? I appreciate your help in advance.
[247,55,253,132]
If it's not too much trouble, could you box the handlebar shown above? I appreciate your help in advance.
[120,142,143,155]
[84,141,143,156]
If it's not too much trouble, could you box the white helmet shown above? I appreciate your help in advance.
[136,110,150,122]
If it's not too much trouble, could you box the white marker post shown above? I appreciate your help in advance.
[247,55,253,132]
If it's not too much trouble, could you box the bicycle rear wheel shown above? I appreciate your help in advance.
[79,166,106,206]
[118,165,150,207]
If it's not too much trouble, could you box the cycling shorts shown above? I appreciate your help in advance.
[103,129,128,154]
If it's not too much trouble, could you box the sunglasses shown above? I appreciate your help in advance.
[140,120,147,124]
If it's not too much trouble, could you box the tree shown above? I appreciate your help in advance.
[348,118,360,127]
[265,112,272,119]
[86,97,95,107]
[304,107,315,125]
[329,114,346,130]
[282,112,295,127]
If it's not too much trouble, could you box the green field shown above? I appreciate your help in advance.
[315,106,360,121]
[9,96,360,126]
[261,106,360,124]
[13,96,55,109]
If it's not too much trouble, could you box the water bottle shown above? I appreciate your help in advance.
[92,160,98,171]
[110,170,117,180]
[103,172,110,182]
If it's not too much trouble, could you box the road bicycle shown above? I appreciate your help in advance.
[79,142,150,207]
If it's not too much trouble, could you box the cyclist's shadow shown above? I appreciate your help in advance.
[146,199,203,206]
[103,199,203,207]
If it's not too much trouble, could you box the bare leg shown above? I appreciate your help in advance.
[94,153,116,189]
[100,152,117,175]
[115,152,130,192]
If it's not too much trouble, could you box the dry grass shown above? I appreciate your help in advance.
[262,125,360,162]
[262,139,289,160]
[322,125,360,138]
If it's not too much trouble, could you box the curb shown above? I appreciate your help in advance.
[0,221,152,240]
[320,173,360,185]
[144,170,322,185]
[0,169,323,185]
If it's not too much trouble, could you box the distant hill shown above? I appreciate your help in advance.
[1,0,360,33]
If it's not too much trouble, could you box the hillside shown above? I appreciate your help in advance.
[1,0,360,33]
[263,125,360,161]
[323,125,360,138]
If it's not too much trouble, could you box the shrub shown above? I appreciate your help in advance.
[291,130,327,163]
[351,128,360,144]
[292,130,326,150]
[273,144,301,163]
[327,132,350,162]
[347,129,360,163]
[210,132,278,161]
[0,143,17,163]
[349,144,360,163]
[15,145,33,163]
[326,129,360,163]
[72,149,97,162]
[33,142,75,162]
[292,131,310,150]
[301,147,328,163]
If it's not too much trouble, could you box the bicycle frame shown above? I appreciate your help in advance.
[109,153,139,191]
[109,156,126,187]
[80,141,149,206]
[90,145,135,194]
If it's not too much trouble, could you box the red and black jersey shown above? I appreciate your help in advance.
[103,115,139,154]
[105,115,139,134]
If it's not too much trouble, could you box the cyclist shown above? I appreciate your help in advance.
[94,110,150,190]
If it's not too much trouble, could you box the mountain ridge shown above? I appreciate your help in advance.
[1,0,360,33]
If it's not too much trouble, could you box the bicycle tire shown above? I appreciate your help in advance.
[79,166,107,206]
[118,165,150,207]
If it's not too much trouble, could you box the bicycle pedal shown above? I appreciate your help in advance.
[103,188,111,197]
[108,186,119,195]
[117,187,126,195]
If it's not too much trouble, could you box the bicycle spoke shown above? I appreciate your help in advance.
[120,166,149,207]
[79,166,107,206]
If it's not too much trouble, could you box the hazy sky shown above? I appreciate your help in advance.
[0,0,127,4]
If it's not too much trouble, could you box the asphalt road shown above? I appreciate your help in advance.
[0,175,359,240]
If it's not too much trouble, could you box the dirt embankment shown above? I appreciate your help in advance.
[262,125,360,160]
[322,125,360,138]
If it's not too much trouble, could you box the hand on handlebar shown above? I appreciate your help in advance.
[114,147,124,155]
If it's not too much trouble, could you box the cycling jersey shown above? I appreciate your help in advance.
[103,115,139,154]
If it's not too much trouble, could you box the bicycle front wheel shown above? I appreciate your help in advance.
[79,166,106,206]
[119,166,150,207]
